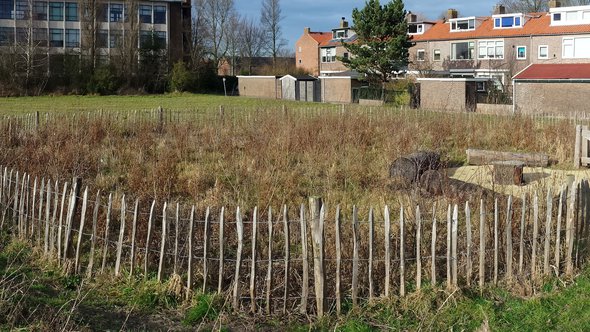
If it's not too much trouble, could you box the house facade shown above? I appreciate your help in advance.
[409,2,590,89]
[0,0,190,63]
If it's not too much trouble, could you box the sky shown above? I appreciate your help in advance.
[235,0,500,53]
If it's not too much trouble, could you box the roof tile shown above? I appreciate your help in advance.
[514,63,590,80]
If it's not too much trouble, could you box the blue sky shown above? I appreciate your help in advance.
[235,0,499,53]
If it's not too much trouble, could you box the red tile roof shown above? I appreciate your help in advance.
[514,63,590,80]
[309,32,332,44]
[412,13,590,42]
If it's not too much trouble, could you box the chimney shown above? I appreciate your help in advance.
[407,12,417,23]
[340,17,348,28]
[548,0,561,8]
[304,27,310,34]
[447,9,458,19]
[493,4,506,15]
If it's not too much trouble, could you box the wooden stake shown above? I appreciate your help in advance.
[282,205,289,315]
[369,207,375,299]
[566,182,577,276]
[57,182,68,267]
[432,204,437,287]
[265,206,273,315]
[352,205,360,305]
[74,187,88,274]
[173,203,179,275]
[233,207,244,311]
[44,180,51,254]
[130,199,139,276]
[217,207,225,294]
[506,195,513,282]
[400,206,406,296]
[543,188,553,276]
[202,207,210,292]
[465,201,472,286]
[87,190,100,278]
[384,205,391,296]
[452,204,458,288]
[532,191,539,280]
[101,193,112,273]
[519,193,526,275]
[446,205,451,289]
[158,202,167,282]
[299,204,308,314]
[494,198,499,285]
[555,187,565,274]
[335,205,342,314]
[187,205,195,299]
[250,207,258,313]
[145,200,155,278]
[310,198,325,317]
[416,205,422,291]
[479,199,485,289]
[115,195,126,277]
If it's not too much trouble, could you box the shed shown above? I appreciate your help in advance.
[513,63,590,115]
[279,75,320,102]
[319,75,361,104]
[237,76,281,99]
[417,77,490,112]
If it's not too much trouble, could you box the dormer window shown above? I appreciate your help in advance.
[408,24,424,34]
[551,5,590,26]
[333,29,348,39]
[450,17,476,32]
[493,14,524,28]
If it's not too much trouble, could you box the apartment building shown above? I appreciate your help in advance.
[0,0,190,62]
[409,1,590,87]
[295,17,356,77]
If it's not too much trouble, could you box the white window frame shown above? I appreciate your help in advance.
[450,41,475,60]
[538,45,549,59]
[550,6,590,26]
[321,47,336,63]
[477,40,504,60]
[417,49,425,61]
[492,14,524,29]
[562,36,590,59]
[449,17,476,32]
[433,49,441,61]
[516,45,526,60]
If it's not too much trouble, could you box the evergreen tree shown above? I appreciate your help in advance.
[342,0,413,83]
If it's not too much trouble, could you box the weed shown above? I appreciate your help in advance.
[183,293,221,326]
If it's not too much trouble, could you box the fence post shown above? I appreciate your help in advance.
[158,202,167,282]
[49,179,58,257]
[173,203,179,275]
[506,196,513,282]
[44,179,51,255]
[400,206,406,296]
[446,205,452,289]
[130,199,139,276]
[232,207,244,311]
[519,193,526,275]
[310,197,325,317]
[384,205,391,296]
[543,188,553,276]
[532,191,540,280]
[282,205,289,315]
[115,195,126,277]
[465,202,472,286]
[74,187,88,274]
[144,200,155,278]
[574,124,582,168]
[299,204,308,314]
[87,190,100,278]
[37,178,44,247]
[452,204,458,288]
[201,207,210,293]
[352,205,360,305]
[29,177,37,240]
[57,182,68,266]
[494,198,499,285]
[335,205,342,315]
[187,205,195,300]
[416,206,422,291]
[431,204,437,287]
[217,207,225,294]
[555,187,565,274]
[249,207,258,313]
[265,206,273,315]
[566,182,577,276]
[479,199,485,289]
[63,177,81,263]
[101,193,112,273]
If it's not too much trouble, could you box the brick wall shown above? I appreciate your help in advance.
[514,81,590,115]
[238,77,279,99]
[419,80,467,111]
[296,33,320,76]
[320,77,355,103]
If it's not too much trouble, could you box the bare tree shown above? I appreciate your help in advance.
[195,0,235,68]
[562,0,590,5]
[260,0,286,65]
[239,17,264,74]
[498,0,547,13]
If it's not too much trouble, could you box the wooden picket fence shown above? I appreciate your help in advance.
[1,165,590,317]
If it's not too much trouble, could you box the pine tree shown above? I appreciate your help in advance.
[342,0,413,83]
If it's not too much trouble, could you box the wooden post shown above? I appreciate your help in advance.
[479,199,485,289]
[543,188,553,276]
[494,198,499,285]
[101,193,112,273]
[37,178,44,246]
[310,198,325,317]
[217,207,225,294]
[282,205,289,315]
[74,187,88,274]
[130,199,139,276]
[299,204,308,314]
[57,182,68,266]
[400,206,406,296]
[384,205,391,296]
[87,191,100,278]
[465,201,473,286]
[145,200,155,278]
[157,202,167,282]
[369,207,375,299]
[452,204,458,288]
[519,193,526,275]
[416,206,422,291]
[352,205,360,305]
[446,205,452,289]
[50,180,58,258]
[532,191,539,280]
[173,203,179,275]
[64,177,81,262]
[233,207,244,311]
[574,124,582,168]
[44,180,51,255]
[187,205,195,299]
[555,187,565,274]
[506,196,513,282]
[30,177,37,240]
[249,207,258,313]
[431,204,437,287]
[202,207,210,293]
[335,205,342,315]
[566,182,577,276]
[265,207,273,315]
[115,195,126,277]
[13,171,19,229]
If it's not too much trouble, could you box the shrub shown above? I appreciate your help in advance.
[183,293,220,325]
[169,61,192,93]
[87,66,121,95]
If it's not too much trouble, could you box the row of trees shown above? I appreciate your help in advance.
[0,0,290,96]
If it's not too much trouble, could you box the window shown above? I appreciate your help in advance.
[97,3,107,22]
[49,2,63,21]
[0,27,14,46]
[566,11,579,21]
[538,45,548,59]
[334,29,347,39]
[298,46,301,53]
[109,30,121,48]
[154,30,165,48]
[553,13,561,21]
[343,52,348,59]
[109,3,122,22]
[49,28,63,47]
[65,2,77,21]
[321,47,336,63]
[451,41,474,60]
[562,37,590,58]
[476,81,486,92]
[97,29,107,48]
[408,24,424,34]
[33,28,47,46]
[478,40,504,59]
[33,1,47,20]
[65,28,78,47]
[433,49,441,61]
[417,49,425,61]
[15,0,29,19]
[153,5,165,24]
[516,46,526,59]
[0,0,14,19]
[493,15,523,28]
[450,18,475,32]
[140,30,150,47]
[139,4,151,23]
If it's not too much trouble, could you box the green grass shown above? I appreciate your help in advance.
[0,93,329,113]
